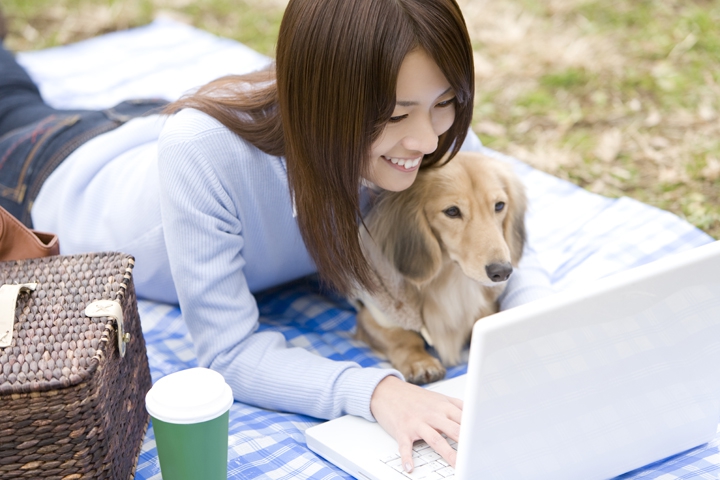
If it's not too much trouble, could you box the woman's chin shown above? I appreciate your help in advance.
[377,173,418,191]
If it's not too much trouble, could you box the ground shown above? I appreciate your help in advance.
[4,0,719,238]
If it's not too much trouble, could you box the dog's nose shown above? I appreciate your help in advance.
[486,262,513,282]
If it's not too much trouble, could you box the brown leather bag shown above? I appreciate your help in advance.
[0,206,59,261]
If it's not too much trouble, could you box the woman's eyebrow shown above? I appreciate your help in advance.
[395,87,454,107]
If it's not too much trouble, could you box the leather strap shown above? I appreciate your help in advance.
[0,206,59,261]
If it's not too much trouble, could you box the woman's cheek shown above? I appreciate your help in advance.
[434,107,456,136]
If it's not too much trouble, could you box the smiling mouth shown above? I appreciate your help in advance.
[383,155,422,172]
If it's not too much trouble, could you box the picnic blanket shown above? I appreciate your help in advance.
[17,17,719,480]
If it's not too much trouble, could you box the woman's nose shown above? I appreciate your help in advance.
[401,115,439,154]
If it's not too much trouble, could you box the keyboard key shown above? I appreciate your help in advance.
[404,464,442,480]
[413,456,428,468]
[420,451,441,462]
[380,453,399,463]
[413,441,429,451]
[413,473,442,480]
[425,461,444,471]
[416,447,434,457]
[437,466,455,477]
[386,457,405,472]
[382,439,459,479]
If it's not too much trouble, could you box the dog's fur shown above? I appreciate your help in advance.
[353,152,527,384]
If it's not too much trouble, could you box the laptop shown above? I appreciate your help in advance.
[305,240,720,480]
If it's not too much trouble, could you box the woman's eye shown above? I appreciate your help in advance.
[436,97,457,108]
[388,114,408,123]
[443,206,461,218]
[495,202,505,212]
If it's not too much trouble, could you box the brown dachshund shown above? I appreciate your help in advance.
[353,152,526,384]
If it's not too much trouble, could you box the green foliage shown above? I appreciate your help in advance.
[181,0,282,57]
[541,68,591,90]
[517,89,556,111]
[577,0,656,29]
[3,0,283,56]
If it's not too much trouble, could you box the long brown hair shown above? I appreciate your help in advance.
[167,0,474,295]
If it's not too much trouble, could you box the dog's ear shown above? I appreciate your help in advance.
[501,166,527,265]
[368,191,443,285]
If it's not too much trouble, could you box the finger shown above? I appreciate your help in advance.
[433,416,461,443]
[444,400,463,425]
[398,437,415,473]
[419,425,458,468]
[430,397,462,437]
[447,395,463,410]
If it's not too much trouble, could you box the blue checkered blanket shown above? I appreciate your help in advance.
[17,17,719,480]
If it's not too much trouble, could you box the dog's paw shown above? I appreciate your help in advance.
[400,356,446,385]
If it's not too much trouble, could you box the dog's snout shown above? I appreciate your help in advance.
[486,262,513,282]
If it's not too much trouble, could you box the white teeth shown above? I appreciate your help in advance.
[404,157,421,169]
[386,156,421,169]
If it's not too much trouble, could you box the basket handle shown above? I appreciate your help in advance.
[85,300,129,358]
[0,283,37,348]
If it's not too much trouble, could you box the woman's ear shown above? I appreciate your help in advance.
[367,191,442,285]
[501,166,527,266]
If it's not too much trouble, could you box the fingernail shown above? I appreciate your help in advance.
[404,462,412,472]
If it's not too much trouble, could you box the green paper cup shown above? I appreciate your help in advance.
[145,368,234,480]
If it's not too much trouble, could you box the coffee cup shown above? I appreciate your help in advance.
[145,367,234,480]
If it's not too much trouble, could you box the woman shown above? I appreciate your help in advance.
[0,0,552,472]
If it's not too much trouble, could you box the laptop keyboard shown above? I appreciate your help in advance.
[379,439,457,479]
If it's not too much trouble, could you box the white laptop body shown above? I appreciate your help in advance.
[306,241,720,480]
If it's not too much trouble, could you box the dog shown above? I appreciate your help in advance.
[353,151,527,384]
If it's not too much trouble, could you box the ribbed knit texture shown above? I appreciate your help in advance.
[499,242,556,309]
[32,108,553,421]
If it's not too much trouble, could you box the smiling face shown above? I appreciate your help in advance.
[365,49,457,191]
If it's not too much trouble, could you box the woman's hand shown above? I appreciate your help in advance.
[370,375,463,473]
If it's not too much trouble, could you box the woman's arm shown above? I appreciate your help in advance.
[157,110,400,420]
[498,242,556,310]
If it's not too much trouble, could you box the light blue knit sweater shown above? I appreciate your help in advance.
[32,108,553,421]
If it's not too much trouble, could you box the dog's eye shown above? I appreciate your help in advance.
[495,202,505,212]
[443,206,462,218]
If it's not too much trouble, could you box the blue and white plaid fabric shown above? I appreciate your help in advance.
[18,18,719,480]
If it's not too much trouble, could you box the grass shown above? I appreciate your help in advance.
[3,0,719,238]
[3,0,283,56]
[463,0,720,238]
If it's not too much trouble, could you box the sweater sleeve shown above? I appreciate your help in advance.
[498,242,556,310]
[157,115,400,421]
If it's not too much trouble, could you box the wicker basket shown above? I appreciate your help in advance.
[0,252,152,480]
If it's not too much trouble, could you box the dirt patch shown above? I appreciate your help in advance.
[459,0,720,238]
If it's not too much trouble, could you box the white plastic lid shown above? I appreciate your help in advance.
[145,367,234,424]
